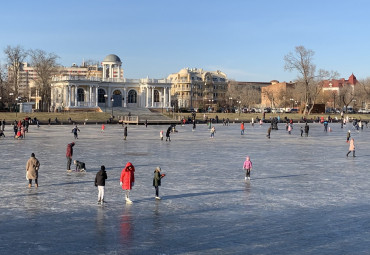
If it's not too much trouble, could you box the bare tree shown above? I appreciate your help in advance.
[284,46,338,114]
[0,63,8,109]
[4,45,28,98]
[227,80,261,110]
[29,49,59,111]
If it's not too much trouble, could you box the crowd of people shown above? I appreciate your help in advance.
[0,112,365,205]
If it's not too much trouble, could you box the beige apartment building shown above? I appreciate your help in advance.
[167,68,227,110]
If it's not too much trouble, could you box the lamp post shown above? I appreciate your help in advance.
[290,98,294,109]
[104,94,107,112]
[15,97,19,117]
[237,100,241,116]
[111,97,114,118]
[229,97,233,112]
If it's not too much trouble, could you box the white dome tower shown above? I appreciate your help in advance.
[102,54,123,80]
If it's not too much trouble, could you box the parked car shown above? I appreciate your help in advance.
[358,108,370,114]
[290,109,299,113]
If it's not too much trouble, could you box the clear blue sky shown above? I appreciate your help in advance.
[1,0,370,82]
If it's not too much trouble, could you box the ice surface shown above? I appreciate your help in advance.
[0,122,369,254]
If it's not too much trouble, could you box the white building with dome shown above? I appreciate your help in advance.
[50,54,171,111]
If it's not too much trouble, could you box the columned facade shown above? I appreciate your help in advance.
[50,54,171,112]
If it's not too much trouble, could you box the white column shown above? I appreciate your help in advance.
[89,86,92,107]
[151,86,154,107]
[168,87,171,107]
[74,85,78,107]
[146,87,149,108]
[163,87,167,108]
[124,87,127,107]
[110,64,113,79]
[67,86,71,107]
[95,86,98,107]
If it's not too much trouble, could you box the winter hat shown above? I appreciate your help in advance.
[155,166,161,172]
[101,165,105,171]
[31,153,35,157]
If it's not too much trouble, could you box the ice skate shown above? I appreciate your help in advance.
[126,198,133,204]
[97,199,101,205]
[155,196,161,200]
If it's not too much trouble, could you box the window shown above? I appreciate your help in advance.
[154,90,159,102]
[98,88,106,103]
[77,88,84,102]
[213,78,218,82]
[128,90,137,103]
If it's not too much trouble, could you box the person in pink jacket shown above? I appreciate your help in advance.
[346,138,356,157]
[120,162,135,203]
[243,156,253,180]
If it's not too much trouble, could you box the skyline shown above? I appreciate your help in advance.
[1,0,370,82]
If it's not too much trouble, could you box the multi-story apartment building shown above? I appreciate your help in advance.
[167,68,227,110]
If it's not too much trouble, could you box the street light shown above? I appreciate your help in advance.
[104,94,108,112]
[15,97,19,117]
[111,97,114,118]
[290,98,294,109]
[237,100,241,116]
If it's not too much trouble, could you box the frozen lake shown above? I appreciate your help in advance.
[0,121,369,254]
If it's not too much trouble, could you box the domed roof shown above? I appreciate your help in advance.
[103,54,121,63]
[179,68,190,75]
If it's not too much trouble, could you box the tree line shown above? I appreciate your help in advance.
[0,45,59,111]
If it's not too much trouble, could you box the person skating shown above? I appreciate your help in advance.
[210,126,216,138]
[101,124,105,133]
[304,123,309,137]
[66,142,75,172]
[267,126,271,139]
[95,165,107,204]
[166,126,171,141]
[243,156,253,180]
[240,122,245,135]
[120,162,135,204]
[346,130,351,143]
[300,127,303,137]
[160,130,163,140]
[124,126,128,140]
[288,124,292,134]
[346,138,356,157]
[26,153,40,188]
[153,166,165,200]
[72,125,80,139]
[0,129,5,138]
[73,160,86,172]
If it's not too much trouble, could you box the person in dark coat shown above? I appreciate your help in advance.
[72,125,80,139]
[153,166,165,199]
[66,142,75,171]
[95,165,108,204]
[166,126,171,141]
[124,126,127,140]
[304,123,309,137]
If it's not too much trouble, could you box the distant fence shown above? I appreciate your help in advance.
[119,116,139,124]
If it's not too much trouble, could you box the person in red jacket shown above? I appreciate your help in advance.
[120,162,135,204]
[240,122,245,135]
[66,142,75,172]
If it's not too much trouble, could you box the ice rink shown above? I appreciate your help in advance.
[1,121,369,254]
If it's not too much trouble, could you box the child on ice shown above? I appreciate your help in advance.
[153,166,165,199]
[95,165,107,204]
[243,156,253,180]
[160,130,163,140]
